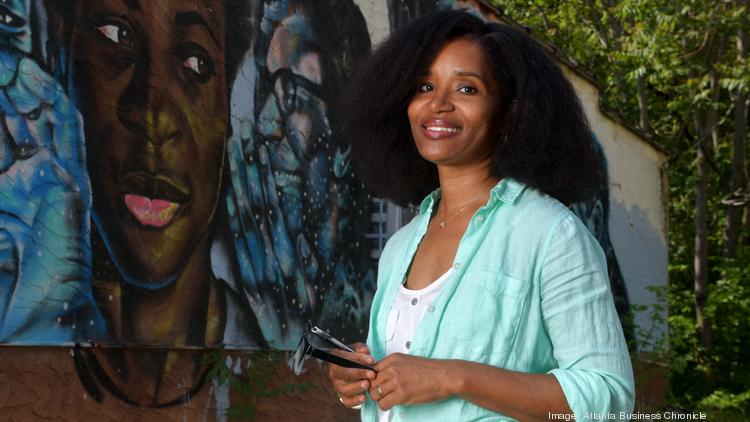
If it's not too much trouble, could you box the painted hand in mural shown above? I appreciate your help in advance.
[226,64,322,348]
[0,50,102,342]
[225,4,374,348]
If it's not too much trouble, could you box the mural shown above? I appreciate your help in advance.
[0,0,375,406]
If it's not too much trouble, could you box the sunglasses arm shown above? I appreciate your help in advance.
[310,348,374,371]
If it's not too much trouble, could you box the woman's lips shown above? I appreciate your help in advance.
[420,119,462,139]
[421,125,462,139]
[124,194,181,228]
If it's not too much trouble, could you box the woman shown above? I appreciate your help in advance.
[327,10,634,422]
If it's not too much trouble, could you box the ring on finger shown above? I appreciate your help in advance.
[376,385,384,397]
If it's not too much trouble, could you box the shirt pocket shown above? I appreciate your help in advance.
[439,270,530,364]
[385,308,400,342]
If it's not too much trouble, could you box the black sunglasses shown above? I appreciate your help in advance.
[290,323,374,375]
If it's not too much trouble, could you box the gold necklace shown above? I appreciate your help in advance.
[437,196,484,228]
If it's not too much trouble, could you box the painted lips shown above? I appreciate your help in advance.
[124,194,181,228]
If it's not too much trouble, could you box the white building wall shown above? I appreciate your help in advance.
[564,66,669,344]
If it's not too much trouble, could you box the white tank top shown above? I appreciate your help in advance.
[377,267,455,422]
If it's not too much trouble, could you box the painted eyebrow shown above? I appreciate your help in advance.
[119,0,140,10]
[175,11,220,49]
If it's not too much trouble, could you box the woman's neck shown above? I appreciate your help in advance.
[436,159,499,214]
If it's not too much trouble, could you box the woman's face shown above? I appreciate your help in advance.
[408,37,502,167]
[70,0,228,288]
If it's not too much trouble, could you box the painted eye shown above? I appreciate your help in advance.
[183,56,207,75]
[182,55,214,75]
[181,53,215,83]
[97,24,126,44]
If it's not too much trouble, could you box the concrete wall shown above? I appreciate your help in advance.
[564,66,669,342]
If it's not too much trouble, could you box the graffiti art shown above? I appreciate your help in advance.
[0,0,375,406]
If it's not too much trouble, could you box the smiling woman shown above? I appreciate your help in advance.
[328,10,634,422]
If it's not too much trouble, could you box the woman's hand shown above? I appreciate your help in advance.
[326,343,377,408]
[369,353,454,410]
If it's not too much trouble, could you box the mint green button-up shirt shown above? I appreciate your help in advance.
[363,178,634,422]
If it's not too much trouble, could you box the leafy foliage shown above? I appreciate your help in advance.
[203,350,313,420]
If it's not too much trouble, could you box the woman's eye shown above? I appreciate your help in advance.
[417,83,433,92]
[181,54,215,82]
[97,24,128,45]
[459,86,478,94]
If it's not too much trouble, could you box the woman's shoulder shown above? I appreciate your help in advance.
[517,188,606,274]
[514,185,572,221]
[491,184,578,240]
[519,187,598,244]
[487,183,600,263]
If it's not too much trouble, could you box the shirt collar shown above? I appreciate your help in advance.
[490,178,527,204]
[418,188,441,215]
[418,178,527,215]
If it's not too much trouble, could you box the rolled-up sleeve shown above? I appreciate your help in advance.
[540,212,635,421]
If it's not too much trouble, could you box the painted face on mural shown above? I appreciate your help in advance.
[70,0,228,288]
[257,11,333,238]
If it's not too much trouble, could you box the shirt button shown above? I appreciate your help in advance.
[453,263,461,270]
[405,341,411,349]
[411,298,418,306]
[399,411,406,418]
[477,215,484,222]
[427,304,435,313]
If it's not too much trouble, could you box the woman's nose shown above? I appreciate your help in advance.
[428,91,454,113]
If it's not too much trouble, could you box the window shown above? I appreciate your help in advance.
[365,199,410,261]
